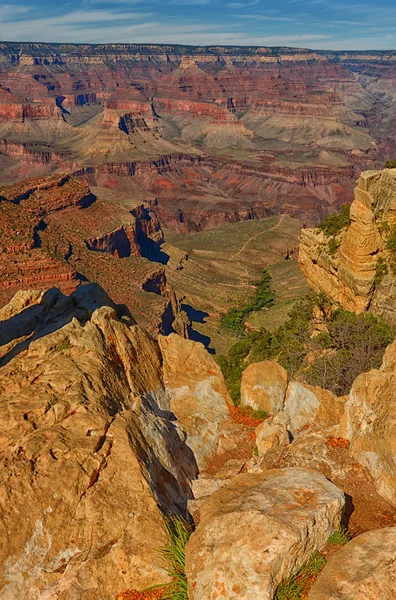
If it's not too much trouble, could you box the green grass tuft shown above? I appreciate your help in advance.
[55,339,70,352]
[151,516,191,600]
[275,552,326,600]
[251,409,268,420]
[327,528,351,546]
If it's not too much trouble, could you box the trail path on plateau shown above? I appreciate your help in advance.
[229,214,286,261]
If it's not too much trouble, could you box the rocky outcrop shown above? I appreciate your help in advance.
[255,412,290,456]
[240,361,288,414]
[0,174,182,337]
[185,468,345,600]
[308,528,396,599]
[159,334,231,469]
[339,339,396,507]
[299,168,396,322]
[240,361,346,437]
[0,284,232,599]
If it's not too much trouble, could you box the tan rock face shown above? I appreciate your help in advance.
[340,339,396,507]
[298,169,396,319]
[185,468,344,600]
[255,412,289,456]
[0,285,230,599]
[308,528,396,600]
[158,334,231,470]
[284,382,346,437]
[240,361,288,414]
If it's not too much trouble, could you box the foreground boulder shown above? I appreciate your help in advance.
[255,411,289,456]
[0,285,230,599]
[308,527,396,599]
[240,360,288,414]
[284,382,345,437]
[185,467,344,600]
[159,334,231,469]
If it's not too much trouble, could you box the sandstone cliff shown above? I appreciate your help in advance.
[299,168,396,326]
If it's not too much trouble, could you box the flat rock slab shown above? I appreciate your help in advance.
[308,527,396,600]
[185,467,344,600]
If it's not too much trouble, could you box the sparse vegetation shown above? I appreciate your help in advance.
[375,256,389,284]
[385,159,396,168]
[328,237,340,257]
[385,222,396,253]
[327,528,351,546]
[218,291,394,402]
[274,529,351,599]
[274,551,326,600]
[55,339,71,351]
[318,204,350,237]
[251,408,268,420]
[45,397,58,413]
[153,516,191,600]
[222,269,275,334]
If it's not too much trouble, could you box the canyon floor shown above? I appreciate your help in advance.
[163,214,308,353]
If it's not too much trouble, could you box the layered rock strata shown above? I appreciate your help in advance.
[3,43,396,228]
[0,174,186,335]
[299,168,396,324]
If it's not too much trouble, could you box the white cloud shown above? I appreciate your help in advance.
[227,0,260,9]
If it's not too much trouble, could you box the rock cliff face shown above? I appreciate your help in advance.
[299,168,396,325]
[0,284,232,599]
[2,43,396,229]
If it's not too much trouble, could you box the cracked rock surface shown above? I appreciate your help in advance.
[0,284,231,599]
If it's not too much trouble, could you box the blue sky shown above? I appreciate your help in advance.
[0,0,396,49]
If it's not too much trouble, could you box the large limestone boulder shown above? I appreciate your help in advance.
[159,333,231,469]
[284,382,346,437]
[240,360,288,414]
[308,527,396,599]
[185,467,345,600]
[0,285,229,599]
[340,339,396,506]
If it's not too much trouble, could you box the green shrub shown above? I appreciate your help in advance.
[318,205,351,237]
[375,256,389,284]
[304,308,393,394]
[328,237,340,256]
[218,293,394,399]
[251,409,268,420]
[222,269,274,333]
[385,159,396,168]
[385,223,396,252]
[55,339,70,352]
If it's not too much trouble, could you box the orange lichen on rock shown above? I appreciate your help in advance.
[327,437,351,449]
[229,404,267,428]
[117,589,166,600]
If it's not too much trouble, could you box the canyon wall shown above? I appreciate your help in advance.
[0,174,185,334]
[1,44,396,229]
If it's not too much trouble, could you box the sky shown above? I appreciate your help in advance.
[0,0,396,50]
